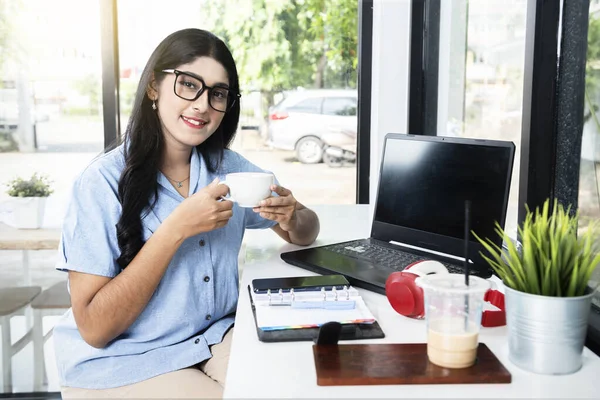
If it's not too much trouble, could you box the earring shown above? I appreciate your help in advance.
[152,101,157,110]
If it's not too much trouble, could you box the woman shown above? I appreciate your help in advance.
[53,28,320,398]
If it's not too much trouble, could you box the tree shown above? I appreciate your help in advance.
[203,0,358,105]
[0,0,20,82]
[73,74,100,115]
[585,12,600,128]
[303,0,358,88]
[0,1,9,78]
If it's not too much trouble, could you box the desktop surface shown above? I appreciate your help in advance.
[224,204,600,399]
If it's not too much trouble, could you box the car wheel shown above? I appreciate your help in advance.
[295,137,323,164]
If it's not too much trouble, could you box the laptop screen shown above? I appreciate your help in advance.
[373,134,514,248]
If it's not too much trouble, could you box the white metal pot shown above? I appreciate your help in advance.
[10,197,47,229]
[505,285,594,375]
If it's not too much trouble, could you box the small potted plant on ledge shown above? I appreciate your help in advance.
[5,173,53,229]
[474,198,600,375]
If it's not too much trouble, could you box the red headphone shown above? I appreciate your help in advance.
[385,260,506,327]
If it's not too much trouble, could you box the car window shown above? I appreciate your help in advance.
[323,97,357,116]
[287,97,323,114]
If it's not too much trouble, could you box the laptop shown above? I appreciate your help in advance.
[281,133,516,295]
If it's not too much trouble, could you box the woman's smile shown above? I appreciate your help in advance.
[181,115,208,129]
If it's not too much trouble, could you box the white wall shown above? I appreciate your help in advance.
[369,0,412,213]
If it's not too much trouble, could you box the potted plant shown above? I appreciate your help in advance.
[5,173,53,229]
[474,198,600,375]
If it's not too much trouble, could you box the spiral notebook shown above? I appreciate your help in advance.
[247,275,385,342]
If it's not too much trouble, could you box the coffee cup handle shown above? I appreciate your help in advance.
[218,180,235,202]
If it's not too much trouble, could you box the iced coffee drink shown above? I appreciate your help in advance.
[416,274,490,369]
[427,318,479,368]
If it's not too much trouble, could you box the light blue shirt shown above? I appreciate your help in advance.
[52,143,278,389]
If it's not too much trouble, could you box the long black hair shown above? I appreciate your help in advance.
[115,29,240,269]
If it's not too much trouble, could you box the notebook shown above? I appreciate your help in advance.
[281,133,516,295]
[247,275,385,342]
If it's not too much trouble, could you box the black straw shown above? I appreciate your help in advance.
[464,200,471,286]
[464,200,471,331]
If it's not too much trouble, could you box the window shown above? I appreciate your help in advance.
[118,0,360,205]
[580,0,600,307]
[435,0,527,237]
[323,97,357,116]
[287,97,324,114]
[0,0,105,393]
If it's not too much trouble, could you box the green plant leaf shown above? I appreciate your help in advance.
[5,173,53,197]
[559,233,575,282]
[505,234,527,291]
[522,226,541,294]
[567,258,580,297]
[473,230,516,289]
[541,257,554,295]
[474,197,599,297]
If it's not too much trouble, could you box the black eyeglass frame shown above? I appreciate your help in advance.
[159,68,241,113]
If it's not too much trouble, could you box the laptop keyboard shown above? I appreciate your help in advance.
[325,240,465,274]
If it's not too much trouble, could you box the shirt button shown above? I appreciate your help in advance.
[204,276,210,282]
[194,338,200,344]
[199,239,205,247]
[205,314,212,321]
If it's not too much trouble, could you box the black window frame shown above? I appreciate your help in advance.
[100,0,120,150]
[357,0,373,203]
[408,0,440,136]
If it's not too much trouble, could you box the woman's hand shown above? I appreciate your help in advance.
[253,185,298,231]
[167,178,233,239]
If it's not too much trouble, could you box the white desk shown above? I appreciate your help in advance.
[224,204,600,398]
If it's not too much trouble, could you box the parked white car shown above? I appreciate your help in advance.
[266,89,357,164]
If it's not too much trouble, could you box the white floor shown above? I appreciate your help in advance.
[2,315,62,394]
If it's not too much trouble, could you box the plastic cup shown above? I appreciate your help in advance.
[415,274,490,368]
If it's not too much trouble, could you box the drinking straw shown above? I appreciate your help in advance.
[464,200,471,286]
[464,200,471,331]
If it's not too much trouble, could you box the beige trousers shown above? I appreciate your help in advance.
[61,328,233,399]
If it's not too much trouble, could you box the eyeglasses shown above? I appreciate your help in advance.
[160,69,241,113]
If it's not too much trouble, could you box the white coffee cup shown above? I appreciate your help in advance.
[219,172,274,207]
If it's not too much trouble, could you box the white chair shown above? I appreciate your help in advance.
[31,280,70,391]
[0,286,41,392]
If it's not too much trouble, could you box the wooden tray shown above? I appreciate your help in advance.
[312,343,511,386]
